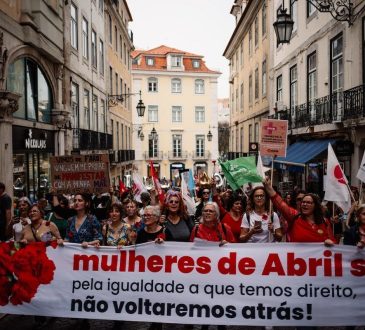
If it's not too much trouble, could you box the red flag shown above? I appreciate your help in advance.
[119,179,127,195]
[150,161,165,204]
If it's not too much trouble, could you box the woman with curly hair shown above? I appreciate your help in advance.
[221,192,245,242]
[263,178,335,244]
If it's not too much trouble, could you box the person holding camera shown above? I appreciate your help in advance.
[239,186,282,243]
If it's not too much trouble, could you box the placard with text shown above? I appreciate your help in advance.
[260,119,288,157]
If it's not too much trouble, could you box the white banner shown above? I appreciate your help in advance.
[0,241,364,326]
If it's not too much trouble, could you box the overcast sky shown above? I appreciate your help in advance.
[128,0,235,99]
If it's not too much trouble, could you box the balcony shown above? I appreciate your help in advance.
[73,129,113,151]
[168,151,188,160]
[192,150,211,160]
[343,84,365,120]
[118,150,135,162]
[143,151,164,161]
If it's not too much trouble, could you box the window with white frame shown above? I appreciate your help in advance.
[149,136,158,158]
[262,60,267,97]
[148,105,158,122]
[108,15,112,43]
[276,75,283,101]
[290,65,297,110]
[146,57,154,66]
[71,83,79,129]
[172,134,182,157]
[290,0,297,32]
[148,77,158,92]
[331,34,343,118]
[262,1,267,36]
[172,106,182,122]
[255,68,259,99]
[240,83,244,110]
[307,2,317,17]
[196,135,205,157]
[307,52,317,102]
[195,106,205,122]
[91,30,97,68]
[100,99,105,133]
[171,55,182,67]
[192,60,200,68]
[99,39,104,75]
[254,17,259,47]
[171,78,181,93]
[71,3,78,49]
[195,79,204,94]
[82,17,89,59]
[92,94,98,131]
[114,26,117,51]
[83,89,90,129]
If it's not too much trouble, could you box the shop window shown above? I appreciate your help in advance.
[7,58,53,123]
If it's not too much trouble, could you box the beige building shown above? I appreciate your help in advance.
[223,0,272,159]
[271,0,365,192]
[131,45,220,180]
[105,0,134,188]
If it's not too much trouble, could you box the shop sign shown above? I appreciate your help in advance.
[335,141,354,156]
[12,126,54,152]
[25,129,47,149]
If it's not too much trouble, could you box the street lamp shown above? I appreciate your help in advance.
[108,90,146,117]
[273,0,365,45]
[150,127,158,141]
[207,130,213,142]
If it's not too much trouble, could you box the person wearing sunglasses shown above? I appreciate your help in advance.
[160,190,194,242]
[194,188,211,223]
[263,178,335,245]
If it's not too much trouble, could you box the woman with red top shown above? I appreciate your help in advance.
[190,202,235,244]
[221,193,245,242]
[263,178,335,245]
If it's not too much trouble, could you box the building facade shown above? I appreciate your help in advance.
[131,45,220,180]
[224,0,273,160]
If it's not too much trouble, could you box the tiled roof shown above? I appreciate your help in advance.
[131,45,220,74]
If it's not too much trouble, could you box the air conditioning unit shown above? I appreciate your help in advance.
[275,100,284,111]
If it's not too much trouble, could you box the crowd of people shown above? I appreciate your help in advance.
[0,176,364,329]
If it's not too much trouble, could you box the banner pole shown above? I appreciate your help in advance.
[268,155,276,242]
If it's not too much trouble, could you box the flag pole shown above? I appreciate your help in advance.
[268,155,276,242]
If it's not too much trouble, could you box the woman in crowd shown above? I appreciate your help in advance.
[136,206,164,244]
[12,197,32,241]
[263,178,335,244]
[20,204,63,244]
[240,187,282,243]
[190,202,235,244]
[221,192,245,242]
[195,187,211,222]
[284,192,293,206]
[44,194,69,239]
[64,193,102,248]
[344,203,365,248]
[102,202,131,247]
[160,190,194,242]
[123,199,142,244]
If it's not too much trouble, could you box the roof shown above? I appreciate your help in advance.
[131,45,220,74]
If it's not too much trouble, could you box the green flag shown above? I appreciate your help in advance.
[219,156,263,190]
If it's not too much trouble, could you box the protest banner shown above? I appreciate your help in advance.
[0,241,364,326]
[50,154,110,194]
[260,119,288,157]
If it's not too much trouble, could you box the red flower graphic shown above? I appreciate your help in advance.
[262,214,268,221]
[0,241,56,306]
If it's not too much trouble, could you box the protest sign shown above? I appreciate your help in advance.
[50,154,110,194]
[260,119,288,157]
[1,241,364,326]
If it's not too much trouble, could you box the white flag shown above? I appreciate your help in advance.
[180,171,196,216]
[356,150,365,183]
[324,143,350,212]
[252,153,270,188]
[132,172,148,203]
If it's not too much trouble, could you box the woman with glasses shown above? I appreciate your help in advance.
[344,203,365,248]
[195,188,211,222]
[11,197,32,241]
[221,193,245,242]
[123,199,142,245]
[240,187,282,243]
[263,178,335,244]
[160,190,194,242]
[136,206,164,244]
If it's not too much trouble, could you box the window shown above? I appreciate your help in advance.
[172,106,182,122]
[99,39,104,75]
[148,105,158,122]
[262,60,267,97]
[146,57,154,66]
[254,123,259,143]
[100,99,105,133]
[7,58,53,123]
[307,2,317,17]
[109,66,112,94]
[236,88,238,112]
[192,60,200,68]
[172,134,182,157]
[195,106,205,122]
[83,89,90,129]
[255,68,259,99]
[240,83,244,110]
[195,79,204,94]
[82,18,89,59]
[116,122,119,150]
[290,65,297,110]
[171,55,182,67]
[114,26,117,51]
[148,77,158,92]
[91,30,97,68]
[254,17,259,47]
[120,36,122,58]
[249,124,253,143]
[249,74,253,104]
[98,0,103,12]
[276,75,283,101]
[331,34,343,118]
[70,3,78,49]
[171,78,181,93]
[290,0,297,32]
[108,15,112,43]
[240,127,244,151]
[196,135,205,157]
[120,78,123,95]
[92,94,97,131]
[262,1,267,36]
[249,27,252,56]
[307,52,317,102]
[236,128,239,151]
[71,83,79,130]
[123,42,126,65]
[149,136,158,158]
[115,73,118,96]
[231,92,234,114]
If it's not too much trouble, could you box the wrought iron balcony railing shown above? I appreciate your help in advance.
[192,150,211,160]
[343,84,365,120]
[143,151,164,160]
[73,129,113,150]
[168,150,188,160]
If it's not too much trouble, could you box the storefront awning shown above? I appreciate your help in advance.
[274,139,337,167]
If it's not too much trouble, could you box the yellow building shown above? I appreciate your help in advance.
[131,46,220,180]
[105,0,134,188]
[223,0,272,158]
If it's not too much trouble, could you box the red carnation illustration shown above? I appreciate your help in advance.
[0,241,56,306]
[262,214,268,221]
[333,165,347,184]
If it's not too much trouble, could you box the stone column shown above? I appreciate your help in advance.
[0,91,20,199]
